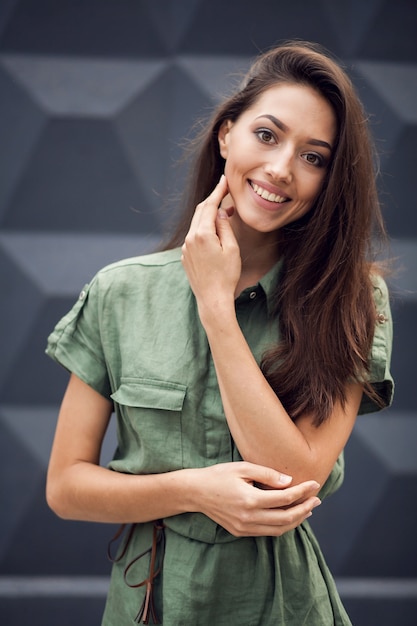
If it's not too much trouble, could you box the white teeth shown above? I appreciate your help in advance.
[251,182,288,203]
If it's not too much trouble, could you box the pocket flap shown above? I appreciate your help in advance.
[111,379,187,411]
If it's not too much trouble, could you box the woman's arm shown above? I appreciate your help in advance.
[181,176,363,488]
[46,373,321,534]
[200,309,362,488]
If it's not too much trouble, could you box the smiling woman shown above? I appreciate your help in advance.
[217,83,336,239]
[45,41,393,625]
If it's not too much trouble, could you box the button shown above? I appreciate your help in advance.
[79,289,87,301]
[377,312,387,324]
[249,291,257,299]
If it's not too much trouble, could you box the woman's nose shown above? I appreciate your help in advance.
[264,147,293,183]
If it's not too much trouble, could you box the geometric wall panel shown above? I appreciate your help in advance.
[177,0,341,55]
[2,118,159,233]
[0,405,117,576]
[0,247,43,387]
[355,62,417,237]
[115,64,212,217]
[354,413,417,475]
[312,411,417,577]
[0,232,160,296]
[0,0,167,57]
[356,63,417,125]
[343,473,417,577]
[0,55,166,117]
[343,413,417,576]
[0,61,45,221]
[1,1,416,625]
[354,0,417,62]
[389,301,417,412]
[311,428,390,574]
[0,413,44,566]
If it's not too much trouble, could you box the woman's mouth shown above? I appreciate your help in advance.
[249,181,290,204]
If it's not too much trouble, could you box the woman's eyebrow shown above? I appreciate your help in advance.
[256,114,333,151]
[257,114,289,132]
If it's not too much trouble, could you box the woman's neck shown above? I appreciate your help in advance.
[231,218,280,294]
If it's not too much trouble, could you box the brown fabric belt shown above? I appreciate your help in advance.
[108,520,166,624]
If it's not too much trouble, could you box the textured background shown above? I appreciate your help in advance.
[0,1,416,625]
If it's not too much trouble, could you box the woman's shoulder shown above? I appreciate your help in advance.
[99,247,182,274]
[92,247,183,287]
[370,270,388,292]
[370,270,390,313]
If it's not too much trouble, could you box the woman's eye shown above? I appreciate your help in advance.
[302,152,324,167]
[255,129,275,144]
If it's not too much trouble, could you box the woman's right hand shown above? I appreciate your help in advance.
[191,461,321,537]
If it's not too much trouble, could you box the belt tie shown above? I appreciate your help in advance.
[108,520,166,624]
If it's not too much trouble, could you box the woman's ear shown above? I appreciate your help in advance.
[218,120,232,159]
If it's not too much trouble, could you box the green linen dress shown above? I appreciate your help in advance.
[46,248,394,625]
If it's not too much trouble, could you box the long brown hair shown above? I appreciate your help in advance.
[163,41,388,425]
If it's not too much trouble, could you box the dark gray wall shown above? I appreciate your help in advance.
[0,1,416,624]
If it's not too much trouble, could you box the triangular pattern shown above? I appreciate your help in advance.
[1,55,167,116]
[178,0,340,56]
[356,61,417,123]
[0,416,44,564]
[0,0,167,56]
[320,0,385,56]
[0,60,46,219]
[116,63,212,219]
[0,406,58,467]
[311,430,389,574]
[144,0,203,53]
[2,117,160,234]
[177,55,253,101]
[0,247,43,385]
[0,0,19,39]
[355,0,417,61]
[0,232,160,294]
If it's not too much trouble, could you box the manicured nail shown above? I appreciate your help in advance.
[312,498,321,509]
[278,473,292,485]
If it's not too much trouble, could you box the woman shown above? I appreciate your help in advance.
[46,41,394,625]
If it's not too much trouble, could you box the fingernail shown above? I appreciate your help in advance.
[217,208,228,219]
[312,498,321,509]
[219,173,225,183]
[278,473,292,485]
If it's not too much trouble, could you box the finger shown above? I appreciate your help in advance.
[201,174,229,209]
[194,175,229,219]
[240,462,294,488]
[215,208,239,253]
[228,496,321,537]
[256,494,321,529]
[186,175,229,239]
[259,480,321,509]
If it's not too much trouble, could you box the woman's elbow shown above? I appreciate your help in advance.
[45,473,73,520]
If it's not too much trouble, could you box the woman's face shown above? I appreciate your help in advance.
[218,83,337,236]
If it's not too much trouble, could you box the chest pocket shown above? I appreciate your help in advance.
[111,378,187,473]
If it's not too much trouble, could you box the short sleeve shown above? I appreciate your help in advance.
[358,274,394,415]
[45,276,111,399]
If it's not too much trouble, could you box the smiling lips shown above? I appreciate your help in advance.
[250,181,290,204]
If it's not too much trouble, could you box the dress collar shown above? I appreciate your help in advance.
[235,258,283,316]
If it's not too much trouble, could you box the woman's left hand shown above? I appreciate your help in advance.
[181,175,241,319]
